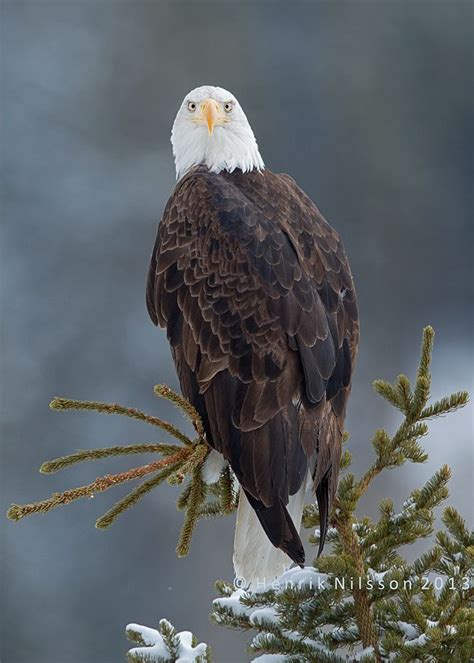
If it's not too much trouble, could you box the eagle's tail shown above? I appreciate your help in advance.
[233,482,306,588]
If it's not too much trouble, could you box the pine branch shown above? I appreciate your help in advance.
[7,385,237,559]
[7,453,186,523]
[40,443,183,474]
[154,384,205,440]
[349,327,467,505]
[50,396,193,446]
[176,468,206,557]
[95,460,184,529]
[442,507,473,548]
[217,465,238,514]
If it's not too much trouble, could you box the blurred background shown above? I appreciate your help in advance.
[1,1,473,661]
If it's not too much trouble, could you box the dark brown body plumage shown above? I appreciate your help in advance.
[147,166,359,565]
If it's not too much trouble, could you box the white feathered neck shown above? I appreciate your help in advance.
[171,85,264,180]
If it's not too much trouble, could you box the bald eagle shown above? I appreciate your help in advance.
[147,86,359,585]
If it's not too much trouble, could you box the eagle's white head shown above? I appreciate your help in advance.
[171,85,265,180]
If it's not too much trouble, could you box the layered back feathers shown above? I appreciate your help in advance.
[147,166,359,581]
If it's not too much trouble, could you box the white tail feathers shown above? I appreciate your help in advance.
[233,479,307,589]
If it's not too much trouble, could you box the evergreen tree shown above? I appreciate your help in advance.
[8,328,472,661]
[211,327,472,661]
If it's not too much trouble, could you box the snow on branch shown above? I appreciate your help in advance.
[126,619,211,662]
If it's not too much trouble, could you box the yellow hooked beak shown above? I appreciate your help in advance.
[200,98,222,135]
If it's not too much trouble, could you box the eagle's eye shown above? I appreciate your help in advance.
[187,101,197,112]
[223,102,233,113]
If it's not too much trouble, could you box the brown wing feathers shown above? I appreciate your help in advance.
[147,166,359,563]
